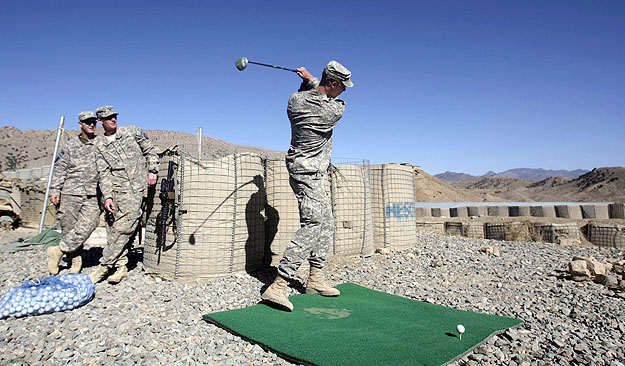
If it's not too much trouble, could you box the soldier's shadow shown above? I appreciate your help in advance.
[80,226,143,271]
[82,247,103,269]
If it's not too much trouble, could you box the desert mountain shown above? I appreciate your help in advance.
[0,126,285,171]
[413,168,482,202]
[433,171,474,181]
[451,167,625,202]
[435,168,588,181]
[2,126,621,203]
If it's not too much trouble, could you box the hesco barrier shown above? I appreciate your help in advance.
[463,223,485,238]
[416,221,445,234]
[265,159,299,266]
[431,220,580,244]
[330,163,375,257]
[144,151,266,279]
[371,164,417,250]
[587,222,625,248]
[531,223,580,244]
[485,222,534,242]
[444,222,463,236]
[144,153,374,279]
[610,203,625,219]
[17,182,56,226]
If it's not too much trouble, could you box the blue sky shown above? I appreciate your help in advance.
[1,0,623,176]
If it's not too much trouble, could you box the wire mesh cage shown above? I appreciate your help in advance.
[265,159,299,266]
[587,222,625,248]
[144,149,266,279]
[370,164,417,250]
[416,221,445,234]
[145,151,374,279]
[330,160,374,257]
[444,222,463,236]
[609,203,625,219]
[530,223,579,243]
[265,158,374,265]
[463,223,485,238]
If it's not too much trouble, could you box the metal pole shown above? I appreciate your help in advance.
[39,115,65,233]
[197,127,202,160]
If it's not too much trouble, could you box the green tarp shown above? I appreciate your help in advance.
[204,283,522,366]
[0,227,61,253]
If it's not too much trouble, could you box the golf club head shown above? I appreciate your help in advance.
[235,57,248,71]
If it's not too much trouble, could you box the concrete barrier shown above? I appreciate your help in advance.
[555,205,583,219]
[467,206,488,217]
[431,207,451,218]
[450,206,469,218]
[509,206,530,217]
[487,206,509,217]
[530,205,557,218]
[581,204,610,219]
[415,207,431,217]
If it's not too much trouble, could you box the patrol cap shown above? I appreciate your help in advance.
[323,60,353,88]
[78,111,97,122]
[95,105,118,119]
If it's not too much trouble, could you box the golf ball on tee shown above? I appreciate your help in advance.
[457,324,465,336]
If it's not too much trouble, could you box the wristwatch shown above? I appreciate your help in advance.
[149,169,158,174]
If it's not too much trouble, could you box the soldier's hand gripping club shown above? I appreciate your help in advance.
[296,67,314,83]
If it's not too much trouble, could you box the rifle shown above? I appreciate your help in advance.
[158,161,178,244]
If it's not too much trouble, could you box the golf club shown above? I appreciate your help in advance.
[235,57,297,73]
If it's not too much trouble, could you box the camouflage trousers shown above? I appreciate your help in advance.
[101,192,142,268]
[57,194,101,253]
[278,172,334,280]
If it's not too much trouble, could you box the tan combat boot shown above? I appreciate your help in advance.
[260,275,293,311]
[305,267,340,296]
[89,265,110,283]
[107,266,128,284]
[67,250,83,274]
[46,246,64,275]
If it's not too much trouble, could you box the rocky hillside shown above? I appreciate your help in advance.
[413,168,482,202]
[452,167,625,202]
[3,126,621,203]
[0,126,285,171]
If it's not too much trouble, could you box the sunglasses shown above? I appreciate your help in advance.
[81,119,97,126]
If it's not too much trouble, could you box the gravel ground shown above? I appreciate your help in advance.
[1,228,624,365]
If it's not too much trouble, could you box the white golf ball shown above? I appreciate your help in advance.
[457,324,465,334]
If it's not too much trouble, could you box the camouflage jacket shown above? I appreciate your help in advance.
[94,125,158,199]
[49,135,99,196]
[285,77,346,174]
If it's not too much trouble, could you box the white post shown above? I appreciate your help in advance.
[197,127,202,160]
[39,115,65,233]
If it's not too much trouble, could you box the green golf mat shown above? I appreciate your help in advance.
[203,283,522,365]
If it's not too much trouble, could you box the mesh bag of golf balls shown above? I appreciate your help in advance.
[0,274,95,319]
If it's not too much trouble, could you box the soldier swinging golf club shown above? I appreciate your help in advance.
[235,57,297,73]
[255,60,353,312]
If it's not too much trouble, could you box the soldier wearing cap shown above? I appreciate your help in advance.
[47,111,102,275]
[89,105,159,284]
[261,61,353,311]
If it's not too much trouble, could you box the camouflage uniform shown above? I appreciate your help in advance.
[94,125,158,267]
[49,135,101,253]
[278,77,347,280]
